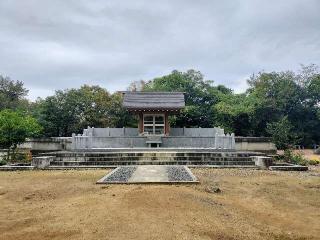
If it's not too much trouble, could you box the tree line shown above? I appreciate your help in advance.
[1,65,320,151]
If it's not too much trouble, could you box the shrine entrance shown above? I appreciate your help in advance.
[121,91,185,136]
[143,114,165,135]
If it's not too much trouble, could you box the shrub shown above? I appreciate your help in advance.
[283,149,308,166]
[308,159,320,165]
[0,159,7,166]
[266,116,296,150]
[0,109,42,162]
[12,152,29,163]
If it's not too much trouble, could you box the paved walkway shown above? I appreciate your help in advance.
[129,165,169,182]
[97,165,198,184]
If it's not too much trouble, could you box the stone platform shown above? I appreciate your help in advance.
[96,165,198,184]
[269,164,308,171]
[39,149,261,167]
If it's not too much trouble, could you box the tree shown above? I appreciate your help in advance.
[246,67,320,145]
[35,85,135,137]
[26,65,320,147]
[0,75,29,110]
[143,69,230,127]
[266,116,296,150]
[247,71,303,117]
[127,80,146,92]
[307,74,320,105]
[214,93,260,135]
[0,110,42,161]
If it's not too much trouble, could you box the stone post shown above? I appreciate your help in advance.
[71,133,76,150]
[252,156,273,169]
[231,133,235,149]
[32,156,54,169]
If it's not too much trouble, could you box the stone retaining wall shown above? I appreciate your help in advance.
[72,127,235,150]
[71,135,236,149]
[235,137,276,153]
[16,135,276,153]
[80,127,225,137]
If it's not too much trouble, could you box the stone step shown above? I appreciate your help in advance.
[46,152,257,158]
[269,165,308,171]
[53,156,254,162]
[66,148,239,153]
[47,165,258,170]
[39,150,262,167]
[50,160,256,166]
[41,151,260,158]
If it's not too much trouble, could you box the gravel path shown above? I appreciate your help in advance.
[166,166,195,182]
[99,166,137,183]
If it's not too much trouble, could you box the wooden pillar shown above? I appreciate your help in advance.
[165,112,170,135]
[138,112,143,134]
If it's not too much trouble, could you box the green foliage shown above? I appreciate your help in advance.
[283,150,308,166]
[0,159,7,166]
[308,159,320,165]
[35,85,135,136]
[144,69,231,128]
[0,110,42,161]
[214,93,262,135]
[308,75,320,105]
[137,66,320,146]
[0,75,29,110]
[246,66,320,146]
[266,116,296,150]
[3,65,320,149]
[5,152,29,163]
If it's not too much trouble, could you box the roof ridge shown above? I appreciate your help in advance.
[120,91,185,94]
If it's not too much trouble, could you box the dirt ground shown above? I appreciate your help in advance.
[295,149,320,161]
[278,149,320,161]
[1,168,320,240]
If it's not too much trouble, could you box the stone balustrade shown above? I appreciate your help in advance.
[71,127,236,150]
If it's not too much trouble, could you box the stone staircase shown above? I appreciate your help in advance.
[145,135,163,148]
[39,149,262,167]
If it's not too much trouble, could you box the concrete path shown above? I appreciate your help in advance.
[129,165,169,182]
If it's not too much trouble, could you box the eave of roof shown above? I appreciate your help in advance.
[122,91,185,110]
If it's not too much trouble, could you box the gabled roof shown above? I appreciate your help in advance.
[122,92,185,110]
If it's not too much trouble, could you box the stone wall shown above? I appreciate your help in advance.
[18,138,72,153]
[235,137,277,154]
[72,136,147,149]
[81,127,225,137]
[71,132,235,150]
[71,127,239,150]
[31,156,54,169]
[162,136,234,149]
[84,127,139,137]
[16,136,276,153]
[169,127,224,137]
[71,135,236,149]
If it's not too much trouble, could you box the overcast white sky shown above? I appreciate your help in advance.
[0,0,319,100]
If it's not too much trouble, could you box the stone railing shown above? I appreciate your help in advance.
[71,127,235,150]
[170,127,225,137]
[77,126,226,137]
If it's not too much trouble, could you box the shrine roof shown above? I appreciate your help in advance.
[122,91,185,110]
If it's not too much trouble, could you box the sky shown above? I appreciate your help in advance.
[0,0,319,100]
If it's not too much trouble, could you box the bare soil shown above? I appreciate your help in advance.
[278,149,320,161]
[296,149,320,161]
[1,167,320,240]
